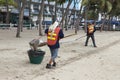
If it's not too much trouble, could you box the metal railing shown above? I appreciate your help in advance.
[0,23,33,29]
[0,24,11,29]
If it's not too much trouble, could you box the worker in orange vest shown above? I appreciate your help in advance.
[45,20,64,69]
[85,22,97,47]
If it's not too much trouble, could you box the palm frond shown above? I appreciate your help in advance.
[81,0,89,6]
[106,1,112,13]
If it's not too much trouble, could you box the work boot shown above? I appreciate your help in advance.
[46,64,52,69]
[94,45,97,47]
[52,62,56,67]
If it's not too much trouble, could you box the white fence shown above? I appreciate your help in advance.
[0,23,33,29]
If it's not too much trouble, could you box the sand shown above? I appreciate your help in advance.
[0,28,120,80]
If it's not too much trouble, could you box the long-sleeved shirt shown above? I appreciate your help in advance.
[45,27,64,49]
[87,24,96,36]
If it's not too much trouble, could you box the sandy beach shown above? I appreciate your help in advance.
[0,28,120,80]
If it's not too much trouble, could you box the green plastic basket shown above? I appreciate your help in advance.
[28,49,45,64]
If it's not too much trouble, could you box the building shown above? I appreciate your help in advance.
[0,0,80,28]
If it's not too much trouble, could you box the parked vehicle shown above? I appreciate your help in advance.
[95,24,101,30]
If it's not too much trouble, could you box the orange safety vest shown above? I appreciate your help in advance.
[88,24,94,33]
[47,27,60,46]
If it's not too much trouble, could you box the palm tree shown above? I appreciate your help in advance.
[38,0,45,36]
[29,0,32,30]
[99,0,112,31]
[16,0,26,37]
[64,0,76,31]
[59,0,72,29]
[108,0,120,30]
[81,0,91,32]
[81,0,113,31]
[36,0,67,36]
[47,0,57,23]
[109,0,120,16]
[48,0,70,30]
[74,2,83,34]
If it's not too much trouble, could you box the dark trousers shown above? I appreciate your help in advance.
[85,35,96,47]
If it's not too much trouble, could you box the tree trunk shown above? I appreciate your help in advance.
[74,5,83,34]
[16,0,26,38]
[38,0,44,36]
[60,0,72,29]
[108,16,111,31]
[54,1,57,23]
[48,1,54,24]
[61,4,64,30]
[65,15,68,31]
[64,3,75,31]
[5,0,9,24]
[28,0,32,30]
[100,13,107,32]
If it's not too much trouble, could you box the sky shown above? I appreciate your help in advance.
[64,0,81,10]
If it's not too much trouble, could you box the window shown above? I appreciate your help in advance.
[33,4,39,9]
[32,0,40,2]
[34,9,39,14]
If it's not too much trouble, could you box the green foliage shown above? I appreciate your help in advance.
[0,0,17,7]
[81,0,88,5]
[87,10,98,20]
[81,0,115,18]
[106,1,112,13]
[0,0,4,5]
[9,0,17,7]
[100,1,112,13]
[109,0,120,16]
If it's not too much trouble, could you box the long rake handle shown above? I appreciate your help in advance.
[38,33,77,47]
